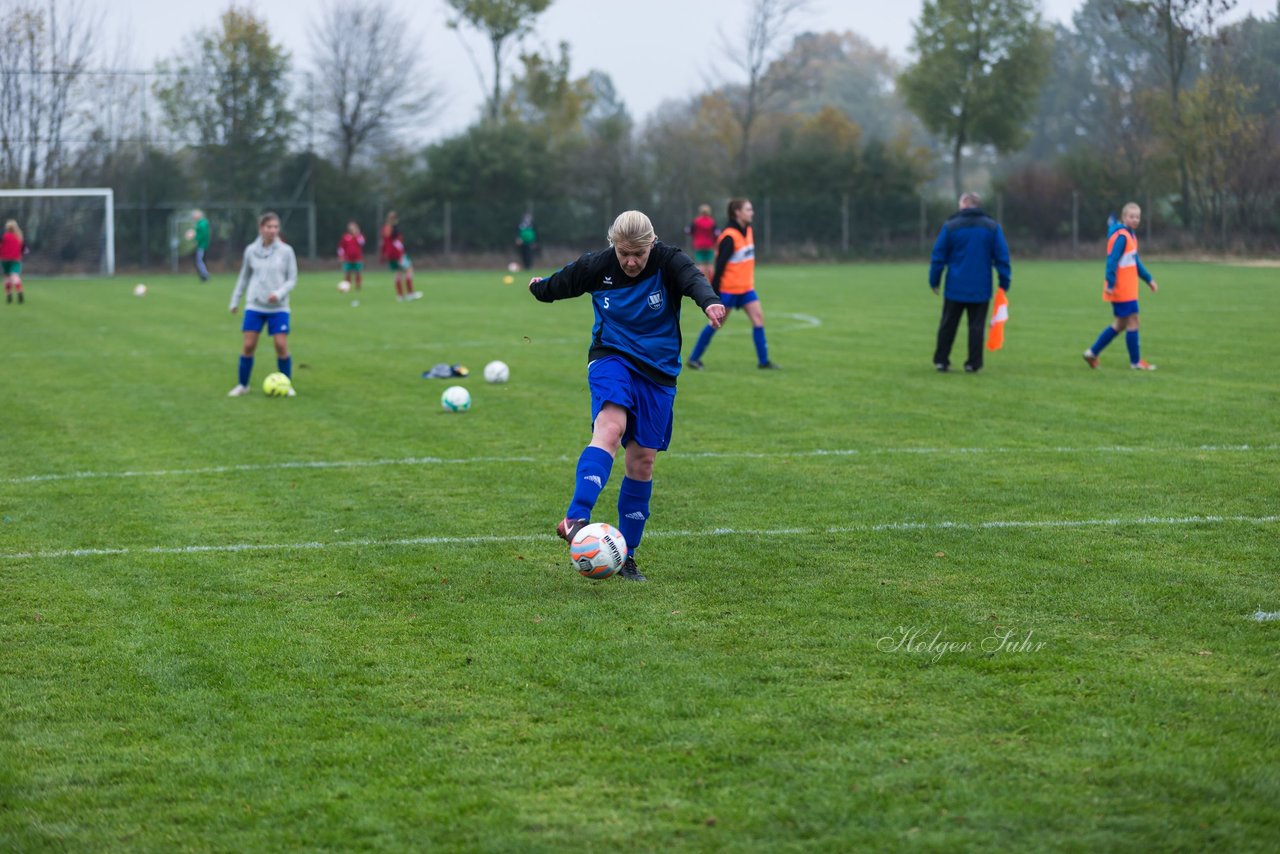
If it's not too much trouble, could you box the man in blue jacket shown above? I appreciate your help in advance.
[929,192,1011,373]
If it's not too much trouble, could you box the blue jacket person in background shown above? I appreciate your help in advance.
[928,192,1012,373]
[529,210,725,582]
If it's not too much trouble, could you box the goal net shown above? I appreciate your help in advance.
[0,189,114,276]
[166,204,316,275]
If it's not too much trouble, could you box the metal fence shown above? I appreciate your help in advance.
[26,188,1274,277]
[277,192,1276,273]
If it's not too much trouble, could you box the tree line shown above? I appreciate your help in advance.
[1,0,1276,268]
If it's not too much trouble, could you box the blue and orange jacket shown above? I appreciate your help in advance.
[1104,217,1152,302]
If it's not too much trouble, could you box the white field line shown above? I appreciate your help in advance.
[3,515,1276,562]
[11,314,827,360]
[1252,611,1280,622]
[6,444,1277,486]
[5,455,541,484]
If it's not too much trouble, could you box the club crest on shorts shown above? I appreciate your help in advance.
[647,290,664,311]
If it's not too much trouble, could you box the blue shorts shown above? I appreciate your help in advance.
[720,290,760,310]
[1111,300,1139,318]
[242,309,290,335]
[588,356,676,451]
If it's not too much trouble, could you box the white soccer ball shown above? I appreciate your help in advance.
[507,261,520,273]
[441,385,471,412]
[483,360,509,384]
[570,522,627,579]
[337,280,352,293]
[133,284,147,297]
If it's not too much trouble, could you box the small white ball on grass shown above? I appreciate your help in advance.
[484,360,510,384]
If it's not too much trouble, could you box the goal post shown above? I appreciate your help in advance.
[0,188,115,276]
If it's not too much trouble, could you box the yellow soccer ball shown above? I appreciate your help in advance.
[263,372,293,397]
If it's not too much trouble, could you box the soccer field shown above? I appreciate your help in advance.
[2,261,1277,850]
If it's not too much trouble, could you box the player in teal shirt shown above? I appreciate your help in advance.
[193,210,210,282]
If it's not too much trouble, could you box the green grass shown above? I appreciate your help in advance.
[1,260,1277,851]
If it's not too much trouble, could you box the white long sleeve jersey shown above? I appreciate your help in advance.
[230,238,298,313]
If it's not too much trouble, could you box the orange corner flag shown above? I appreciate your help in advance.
[987,289,1008,351]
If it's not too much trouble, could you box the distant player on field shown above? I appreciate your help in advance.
[227,212,298,397]
[529,210,725,582]
[687,198,777,370]
[380,211,420,301]
[2,220,25,304]
[338,220,365,291]
[516,212,538,271]
[1083,203,1159,371]
[685,203,718,281]
[193,209,210,282]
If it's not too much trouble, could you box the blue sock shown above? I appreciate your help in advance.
[690,325,716,361]
[278,356,292,378]
[753,326,769,365]
[1126,330,1140,364]
[616,476,652,556]
[1091,326,1119,354]
[238,355,253,386]
[566,446,614,520]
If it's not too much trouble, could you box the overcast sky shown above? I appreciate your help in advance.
[118,0,1277,141]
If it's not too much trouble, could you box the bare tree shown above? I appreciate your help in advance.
[1114,0,1238,226]
[446,0,553,123]
[718,0,813,181]
[0,0,100,187]
[309,0,440,176]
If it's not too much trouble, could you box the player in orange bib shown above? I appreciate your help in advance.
[1083,203,1159,370]
[686,198,777,370]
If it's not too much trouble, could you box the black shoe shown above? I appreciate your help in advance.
[935,363,949,372]
[16,291,22,304]
[758,361,780,370]
[964,364,981,373]
[687,358,704,370]
[5,293,10,303]
[618,556,647,582]
[556,517,587,543]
